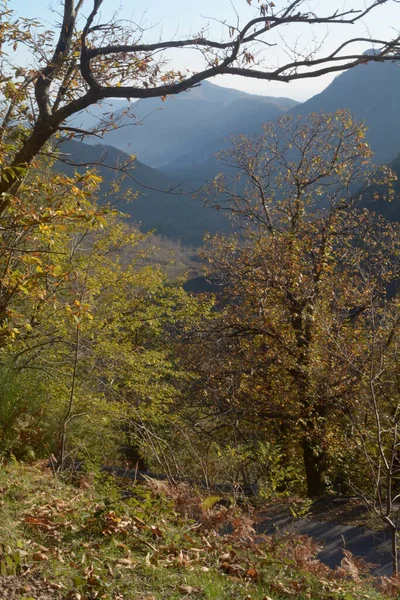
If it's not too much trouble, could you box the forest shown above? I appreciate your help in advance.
[0,1,400,598]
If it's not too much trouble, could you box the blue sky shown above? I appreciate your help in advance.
[11,0,400,101]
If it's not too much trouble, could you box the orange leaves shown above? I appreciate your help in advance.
[243,52,255,65]
[66,299,93,326]
[100,510,133,536]
[32,551,49,562]
[245,0,275,12]
[25,516,55,533]
[23,495,82,540]
[151,524,164,539]
[218,548,260,582]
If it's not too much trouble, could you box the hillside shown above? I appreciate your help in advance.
[57,140,231,246]
[163,59,400,187]
[292,58,400,165]
[0,462,395,600]
[72,81,298,168]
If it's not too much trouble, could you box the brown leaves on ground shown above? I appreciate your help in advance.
[99,510,134,536]
[379,574,400,597]
[336,549,375,582]
[178,584,202,594]
[145,479,255,542]
[218,548,260,582]
[0,575,63,600]
[2,465,398,600]
[24,494,83,539]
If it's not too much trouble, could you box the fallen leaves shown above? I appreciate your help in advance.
[178,584,202,595]
[116,557,136,568]
[101,510,133,536]
[23,495,82,540]
[0,464,389,600]
[218,548,259,582]
[32,551,49,562]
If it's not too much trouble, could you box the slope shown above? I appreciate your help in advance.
[292,58,400,165]
[56,140,230,246]
[71,81,298,168]
[163,58,400,186]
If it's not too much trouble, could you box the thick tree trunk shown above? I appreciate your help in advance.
[0,90,100,213]
[302,435,327,497]
[0,123,55,212]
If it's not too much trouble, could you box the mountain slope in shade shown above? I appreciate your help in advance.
[292,59,400,165]
[71,81,298,168]
[63,62,400,243]
[163,58,400,185]
[56,140,230,246]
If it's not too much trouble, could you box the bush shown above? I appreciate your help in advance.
[0,362,48,459]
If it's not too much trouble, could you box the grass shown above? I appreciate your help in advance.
[0,461,397,600]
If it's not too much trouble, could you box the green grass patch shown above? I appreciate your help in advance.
[0,462,396,599]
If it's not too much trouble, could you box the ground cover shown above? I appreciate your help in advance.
[0,462,397,600]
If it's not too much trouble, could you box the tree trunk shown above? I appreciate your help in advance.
[302,435,327,497]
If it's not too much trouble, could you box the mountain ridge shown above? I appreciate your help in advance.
[71,81,298,168]
[161,59,400,183]
[63,62,400,243]
[57,140,230,246]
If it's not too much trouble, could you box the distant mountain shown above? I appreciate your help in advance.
[72,81,298,168]
[163,59,400,185]
[161,96,287,185]
[57,140,230,246]
[292,59,400,165]
[64,62,400,245]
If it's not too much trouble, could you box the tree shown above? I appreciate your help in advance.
[326,290,400,572]
[2,204,207,465]
[202,110,399,497]
[0,153,108,347]
[0,0,399,206]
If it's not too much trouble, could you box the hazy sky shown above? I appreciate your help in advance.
[11,0,400,101]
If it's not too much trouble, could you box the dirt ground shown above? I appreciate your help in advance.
[254,498,395,576]
[0,574,63,599]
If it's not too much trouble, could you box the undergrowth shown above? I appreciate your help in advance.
[0,461,397,600]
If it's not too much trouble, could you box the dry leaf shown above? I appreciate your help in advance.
[219,552,231,562]
[49,582,64,590]
[32,551,49,562]
[117,557,135,567]
[179,584,202,594]
[246,566,260,581]
[32,543,49,552]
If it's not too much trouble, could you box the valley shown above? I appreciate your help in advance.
[63,59,400,248]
